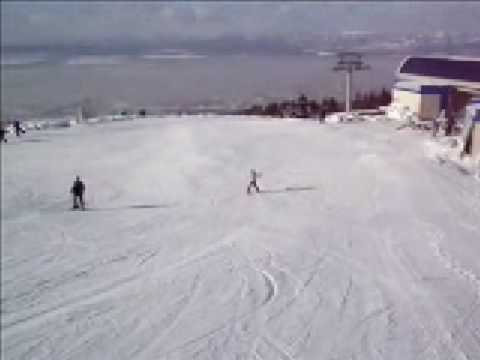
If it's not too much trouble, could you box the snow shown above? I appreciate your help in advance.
[385,103,410,122]
[324,111,385,124]
[65,56,128,66]
[142,54,207,60]
[423,136,480,180]
[1,116,480,360]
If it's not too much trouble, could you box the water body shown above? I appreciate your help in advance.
[1,53,405,118]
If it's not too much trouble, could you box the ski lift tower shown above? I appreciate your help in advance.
[333,52,370,113]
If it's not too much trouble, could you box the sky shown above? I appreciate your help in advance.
[2,1,480,47]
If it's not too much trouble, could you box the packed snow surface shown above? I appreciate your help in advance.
[1,116,480,360]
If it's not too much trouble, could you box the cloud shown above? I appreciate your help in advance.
[1,1,479,47]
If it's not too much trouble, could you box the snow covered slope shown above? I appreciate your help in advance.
[1,116,479,360]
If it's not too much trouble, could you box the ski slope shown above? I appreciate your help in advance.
[1,116,480,360]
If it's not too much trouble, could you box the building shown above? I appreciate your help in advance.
[391,56,480,122]
[392,81,452,121]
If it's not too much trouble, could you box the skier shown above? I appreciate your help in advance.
[70,175,86,210]
[247,169,261,194]
[14,120,22,137]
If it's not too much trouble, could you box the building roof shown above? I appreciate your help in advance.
[397,56,480,92]
[393,81,422,92]
[393,81,450,93]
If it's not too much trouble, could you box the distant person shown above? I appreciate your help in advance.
[432,117,439,138]
[0,123,7,143]
[70,176,86,210]
[14,120,23,137]
[247,169,261,194]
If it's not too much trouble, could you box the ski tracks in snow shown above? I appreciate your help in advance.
[381,231,478,360]
[4,120,480,360]
[129,274,202,360]
[430,241,480,298]
[260,270,278,306]
[1,272,139,338]
[230,241,306,360]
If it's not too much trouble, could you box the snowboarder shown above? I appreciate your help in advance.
[70,175,86,210]
[247,169,261,194]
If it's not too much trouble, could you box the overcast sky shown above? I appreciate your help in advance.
[2,1,480,47]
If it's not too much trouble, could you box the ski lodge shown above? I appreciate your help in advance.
[391,56,480,121]
[390,56,480,158]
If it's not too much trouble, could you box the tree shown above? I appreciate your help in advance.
[80,98,98,119]
[366,91,377,109]
[327,97,339,113]
[264,102,280,116]
[298,94,309,118]
[244,104,263,115]
[321,97,330,110]
[353,92,363,109]
[379,87,392,106]
[309,100,320,116]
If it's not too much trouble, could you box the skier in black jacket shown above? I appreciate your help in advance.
[247,169,261,194]
[70,176,86,210]
[14,120,22,137]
